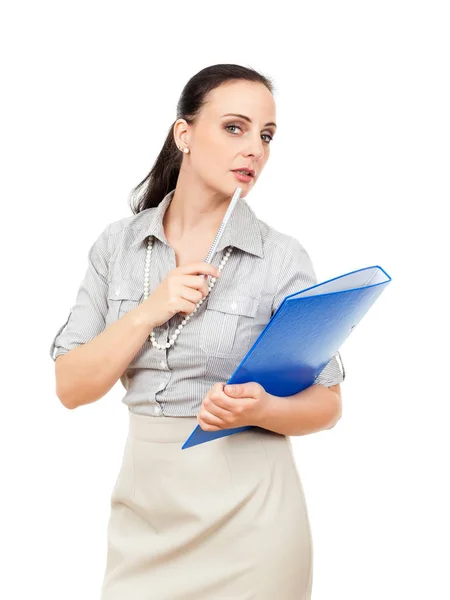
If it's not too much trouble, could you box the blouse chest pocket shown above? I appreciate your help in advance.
[199,294,259,358]
[106,280,144,325]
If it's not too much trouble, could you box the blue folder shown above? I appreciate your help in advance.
[182,265,392,449]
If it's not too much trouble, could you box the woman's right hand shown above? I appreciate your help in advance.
[138,262,221,329]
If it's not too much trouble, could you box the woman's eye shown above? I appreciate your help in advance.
[225,124,273,143]
[225,124,242,134]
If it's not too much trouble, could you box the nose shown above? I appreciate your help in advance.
[246,135,265,162]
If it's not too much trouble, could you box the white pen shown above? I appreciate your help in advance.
[201,186,242,278]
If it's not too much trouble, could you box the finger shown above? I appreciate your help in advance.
[181,275,216,294]
[179,263,221,278]
[204,395,233,420]
[197,418,221,432]
[210,386,239,414]
[223,384,244,398]
[180,285,204,304]
[197,409,224,431]
[224,382,258,398]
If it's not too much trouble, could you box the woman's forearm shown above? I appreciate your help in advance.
[55,305,155,410]
[256,384,342,436]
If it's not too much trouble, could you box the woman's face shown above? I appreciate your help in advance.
[175,80,277,199]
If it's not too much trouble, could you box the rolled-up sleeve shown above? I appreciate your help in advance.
[271,236,346,387]
[49,224,111,361]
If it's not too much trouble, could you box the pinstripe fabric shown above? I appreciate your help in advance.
[50,189,345,416]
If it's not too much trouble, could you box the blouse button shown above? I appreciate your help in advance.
[160,360,166,368]
[230,301,237,310]
[115,287,120,296]
[153,405,162,416]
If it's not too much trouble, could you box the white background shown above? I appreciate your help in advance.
[1,1,449,598]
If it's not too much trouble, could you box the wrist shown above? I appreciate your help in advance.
[255,393,278,429]
[130,304,157,333]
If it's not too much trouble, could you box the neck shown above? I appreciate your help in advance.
[164,173,231,240]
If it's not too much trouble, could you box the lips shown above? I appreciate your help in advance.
[232,168,255,177]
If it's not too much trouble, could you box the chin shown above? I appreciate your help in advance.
[227,179,253,199]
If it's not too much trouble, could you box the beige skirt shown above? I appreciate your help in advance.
[99,411,314,600]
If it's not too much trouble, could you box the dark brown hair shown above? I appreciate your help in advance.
[128,64,275,214]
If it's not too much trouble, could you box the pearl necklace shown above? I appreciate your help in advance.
[143,235,234,350]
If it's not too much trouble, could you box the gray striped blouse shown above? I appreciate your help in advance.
[50,189,345,416]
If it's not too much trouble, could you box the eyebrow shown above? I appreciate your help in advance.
[221,113,277,129]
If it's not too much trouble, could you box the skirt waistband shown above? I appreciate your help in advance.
[128,410,199,443]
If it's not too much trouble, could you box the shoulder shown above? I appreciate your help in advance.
[254,210,312,265]
[250,209,317,300]
[94,208,156,253]
[257,217,318,312]
[106,207,155,239]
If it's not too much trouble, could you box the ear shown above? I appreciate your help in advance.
[173,119,190,149]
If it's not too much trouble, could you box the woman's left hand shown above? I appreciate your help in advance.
[197,381,272,431]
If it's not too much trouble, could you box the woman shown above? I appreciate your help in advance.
[50,63,345,599]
